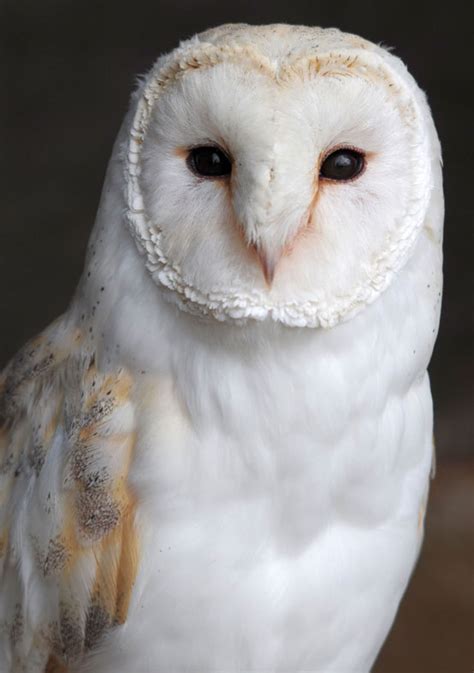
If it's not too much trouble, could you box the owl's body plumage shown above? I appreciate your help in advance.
[0,24,443,673]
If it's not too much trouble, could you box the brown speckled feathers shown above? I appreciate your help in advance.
[0,318,139,670]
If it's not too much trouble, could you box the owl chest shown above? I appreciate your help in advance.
[109,369,432,671]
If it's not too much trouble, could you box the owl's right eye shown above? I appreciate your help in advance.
[187,146,232,178]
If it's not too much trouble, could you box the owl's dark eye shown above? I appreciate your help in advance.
[320,148,365,181]
[187,146,232,178]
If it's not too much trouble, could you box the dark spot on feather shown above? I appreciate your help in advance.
[10,604,23,645]
[57,603,83,662]
[84,601,111,651]
[83,468,108,489]
[0,452,15,475]
[42,537,70,577]
[28,438,46,476]
[77,488,121,541]
[81,396,115,428]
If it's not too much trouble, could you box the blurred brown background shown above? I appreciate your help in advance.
[3,1,473,671]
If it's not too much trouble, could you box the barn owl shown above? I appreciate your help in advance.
[0,23,443,673]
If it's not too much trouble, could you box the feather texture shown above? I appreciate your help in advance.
[0,320,139,670]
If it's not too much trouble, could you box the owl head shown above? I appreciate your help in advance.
[87,24,442,332]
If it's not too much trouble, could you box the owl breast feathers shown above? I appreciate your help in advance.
[0,23,443,673]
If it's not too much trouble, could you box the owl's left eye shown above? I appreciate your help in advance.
[320,148,365,181]
[187,146,232,178]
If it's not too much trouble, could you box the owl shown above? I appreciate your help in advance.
[0,23,443,673]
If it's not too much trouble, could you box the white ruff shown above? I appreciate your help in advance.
[125,42,432,328]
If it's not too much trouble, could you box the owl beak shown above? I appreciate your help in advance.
[254,245,280,286]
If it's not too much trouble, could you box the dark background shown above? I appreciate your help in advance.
[3,1,473,671]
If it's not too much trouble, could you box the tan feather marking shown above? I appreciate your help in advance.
[279,55,394,89]
[83,489,139,648]
[1,322,82,413]
[54,601,84,663]
[72,437,133,542]
[65,367,135,543]
[45,653,69,673]
[1,321,139,666]
[83,601,111,652]
[76,488,121,541]
[0,528,8,558]
[93,429,138,622]
[284,159,321,262]
[82,418,139,646]
[42,536,71,577]
[114,497,140,624]
[103,371,133,404]
[153,44,275,91]
[58,367,139,654]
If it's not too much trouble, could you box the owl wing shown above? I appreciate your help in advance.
[0,317,139,672]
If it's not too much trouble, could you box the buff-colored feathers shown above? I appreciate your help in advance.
[0,321,139,670]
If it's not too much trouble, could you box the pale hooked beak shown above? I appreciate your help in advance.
[253,244,282,287]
